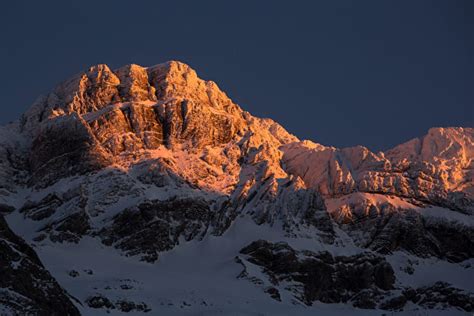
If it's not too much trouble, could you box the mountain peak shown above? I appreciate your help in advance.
[386,126,474,165]
[148,60,195,73]
[16,61,300,187]
[20,61,239,133]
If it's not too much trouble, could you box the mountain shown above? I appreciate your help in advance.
[0,61,472,315]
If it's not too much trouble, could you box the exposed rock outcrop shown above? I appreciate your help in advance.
[0,216,80,315]
[238,240,474,311]
[238,240,396,307]
[100,198,212,262]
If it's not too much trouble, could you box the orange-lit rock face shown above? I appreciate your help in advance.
[22,62,248,152]
[19,62,296,197]
[282,128,474,213]
[16,61,474,216]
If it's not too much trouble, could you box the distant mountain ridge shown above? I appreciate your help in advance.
[0,61,472,315]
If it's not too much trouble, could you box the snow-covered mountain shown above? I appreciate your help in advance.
[0,61,472,315]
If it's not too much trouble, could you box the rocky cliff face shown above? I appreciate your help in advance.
[282,127,474,212]
[1,61,473,315]
[237,240,473,311]
[0,216,80,315]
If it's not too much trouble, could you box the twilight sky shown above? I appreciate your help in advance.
[0,0,472,151]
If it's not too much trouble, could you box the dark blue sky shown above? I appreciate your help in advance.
[1,0,472,150]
